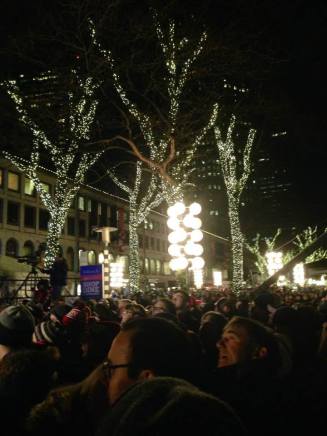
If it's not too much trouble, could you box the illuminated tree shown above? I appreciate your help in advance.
[293,226,327,263]
[90,11,218,290]
[107,161,163,291]
[2,73,101,268]
[214,116,255,294]
[245,228,283,279]
[90,11,218,204]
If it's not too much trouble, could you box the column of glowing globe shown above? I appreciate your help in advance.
[167,202,188,271]
[184,203,205,287]
[167,201,205,280]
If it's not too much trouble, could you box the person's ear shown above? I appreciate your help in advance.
[137,369,155,380]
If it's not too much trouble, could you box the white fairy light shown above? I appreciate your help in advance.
[214,116,256,294]
[2,72,101,269]
[90,15,219,206]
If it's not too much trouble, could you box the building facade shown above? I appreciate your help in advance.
[0,158,176,292]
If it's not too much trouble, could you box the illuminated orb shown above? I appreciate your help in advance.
[191,256,205,269]
[189,202,202,215]
[167,217,180,230]
[168,244,183,257]
[190,229,203,242]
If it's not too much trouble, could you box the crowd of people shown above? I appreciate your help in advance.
[0,284,327,435]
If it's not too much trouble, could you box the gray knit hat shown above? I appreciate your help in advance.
[0,305,35,347]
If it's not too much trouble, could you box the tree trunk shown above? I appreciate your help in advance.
[255,230,327,293]
[228,198,244,294]
[128,217,141,292]
[44,210,66,269]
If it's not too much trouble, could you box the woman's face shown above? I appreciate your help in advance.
[121,309,134,325]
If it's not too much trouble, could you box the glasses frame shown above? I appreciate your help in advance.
[102,361,131,379]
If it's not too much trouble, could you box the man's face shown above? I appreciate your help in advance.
[106,330,136,405]
[217,322,250,368]
[172,292,185,310]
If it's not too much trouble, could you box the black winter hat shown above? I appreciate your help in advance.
[34,320,67,346]
[0,305,35,347]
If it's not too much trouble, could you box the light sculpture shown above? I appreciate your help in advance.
[266,251,283,277]
[293,263,305,286]
[167,202,205,288]
[213,270,222,287]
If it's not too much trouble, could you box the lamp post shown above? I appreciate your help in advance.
[94,226,117,297]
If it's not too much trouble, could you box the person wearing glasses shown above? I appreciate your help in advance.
[104,316,196,405]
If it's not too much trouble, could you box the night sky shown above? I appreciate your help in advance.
[0,0,326,236]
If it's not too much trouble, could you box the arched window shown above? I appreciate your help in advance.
[22,240,34,256]
[66,247,75,271]
[145,258,150,273]
[150,259,156,274]
[6,238,18,257]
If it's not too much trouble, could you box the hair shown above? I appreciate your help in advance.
[225,316,282,371]
[173,290,189,306]
[121,317,195,382]
[155,298,176,315]
[124,303,147,318]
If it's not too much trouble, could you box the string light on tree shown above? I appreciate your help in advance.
[214,116,256,294]
[107,161,164,292]
[90,13,218,206]
[2,72,102,268]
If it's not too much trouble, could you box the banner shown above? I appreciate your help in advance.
[80,264,103,300]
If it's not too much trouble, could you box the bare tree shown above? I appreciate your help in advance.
[2,72,102,268]
[90,10,218,203]
[107,160,164,291]
[214,116,255,293]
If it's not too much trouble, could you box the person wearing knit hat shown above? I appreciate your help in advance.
[33,320,67,347]
[0,305,35,360]
[49,303,72,324]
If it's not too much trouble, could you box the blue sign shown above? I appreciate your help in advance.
[80,264,103,300]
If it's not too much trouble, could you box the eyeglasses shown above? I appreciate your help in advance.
[102,360,131,379]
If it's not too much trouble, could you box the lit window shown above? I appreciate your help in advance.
[88,250,96,265]
[24,179,36,196]
[8,172,20,191]
[41,182,51,194]
[78,196,85,211]
[0,168,3,188]
[98,203,102,215]
[87,200,92,212]
[145,258,150,273]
